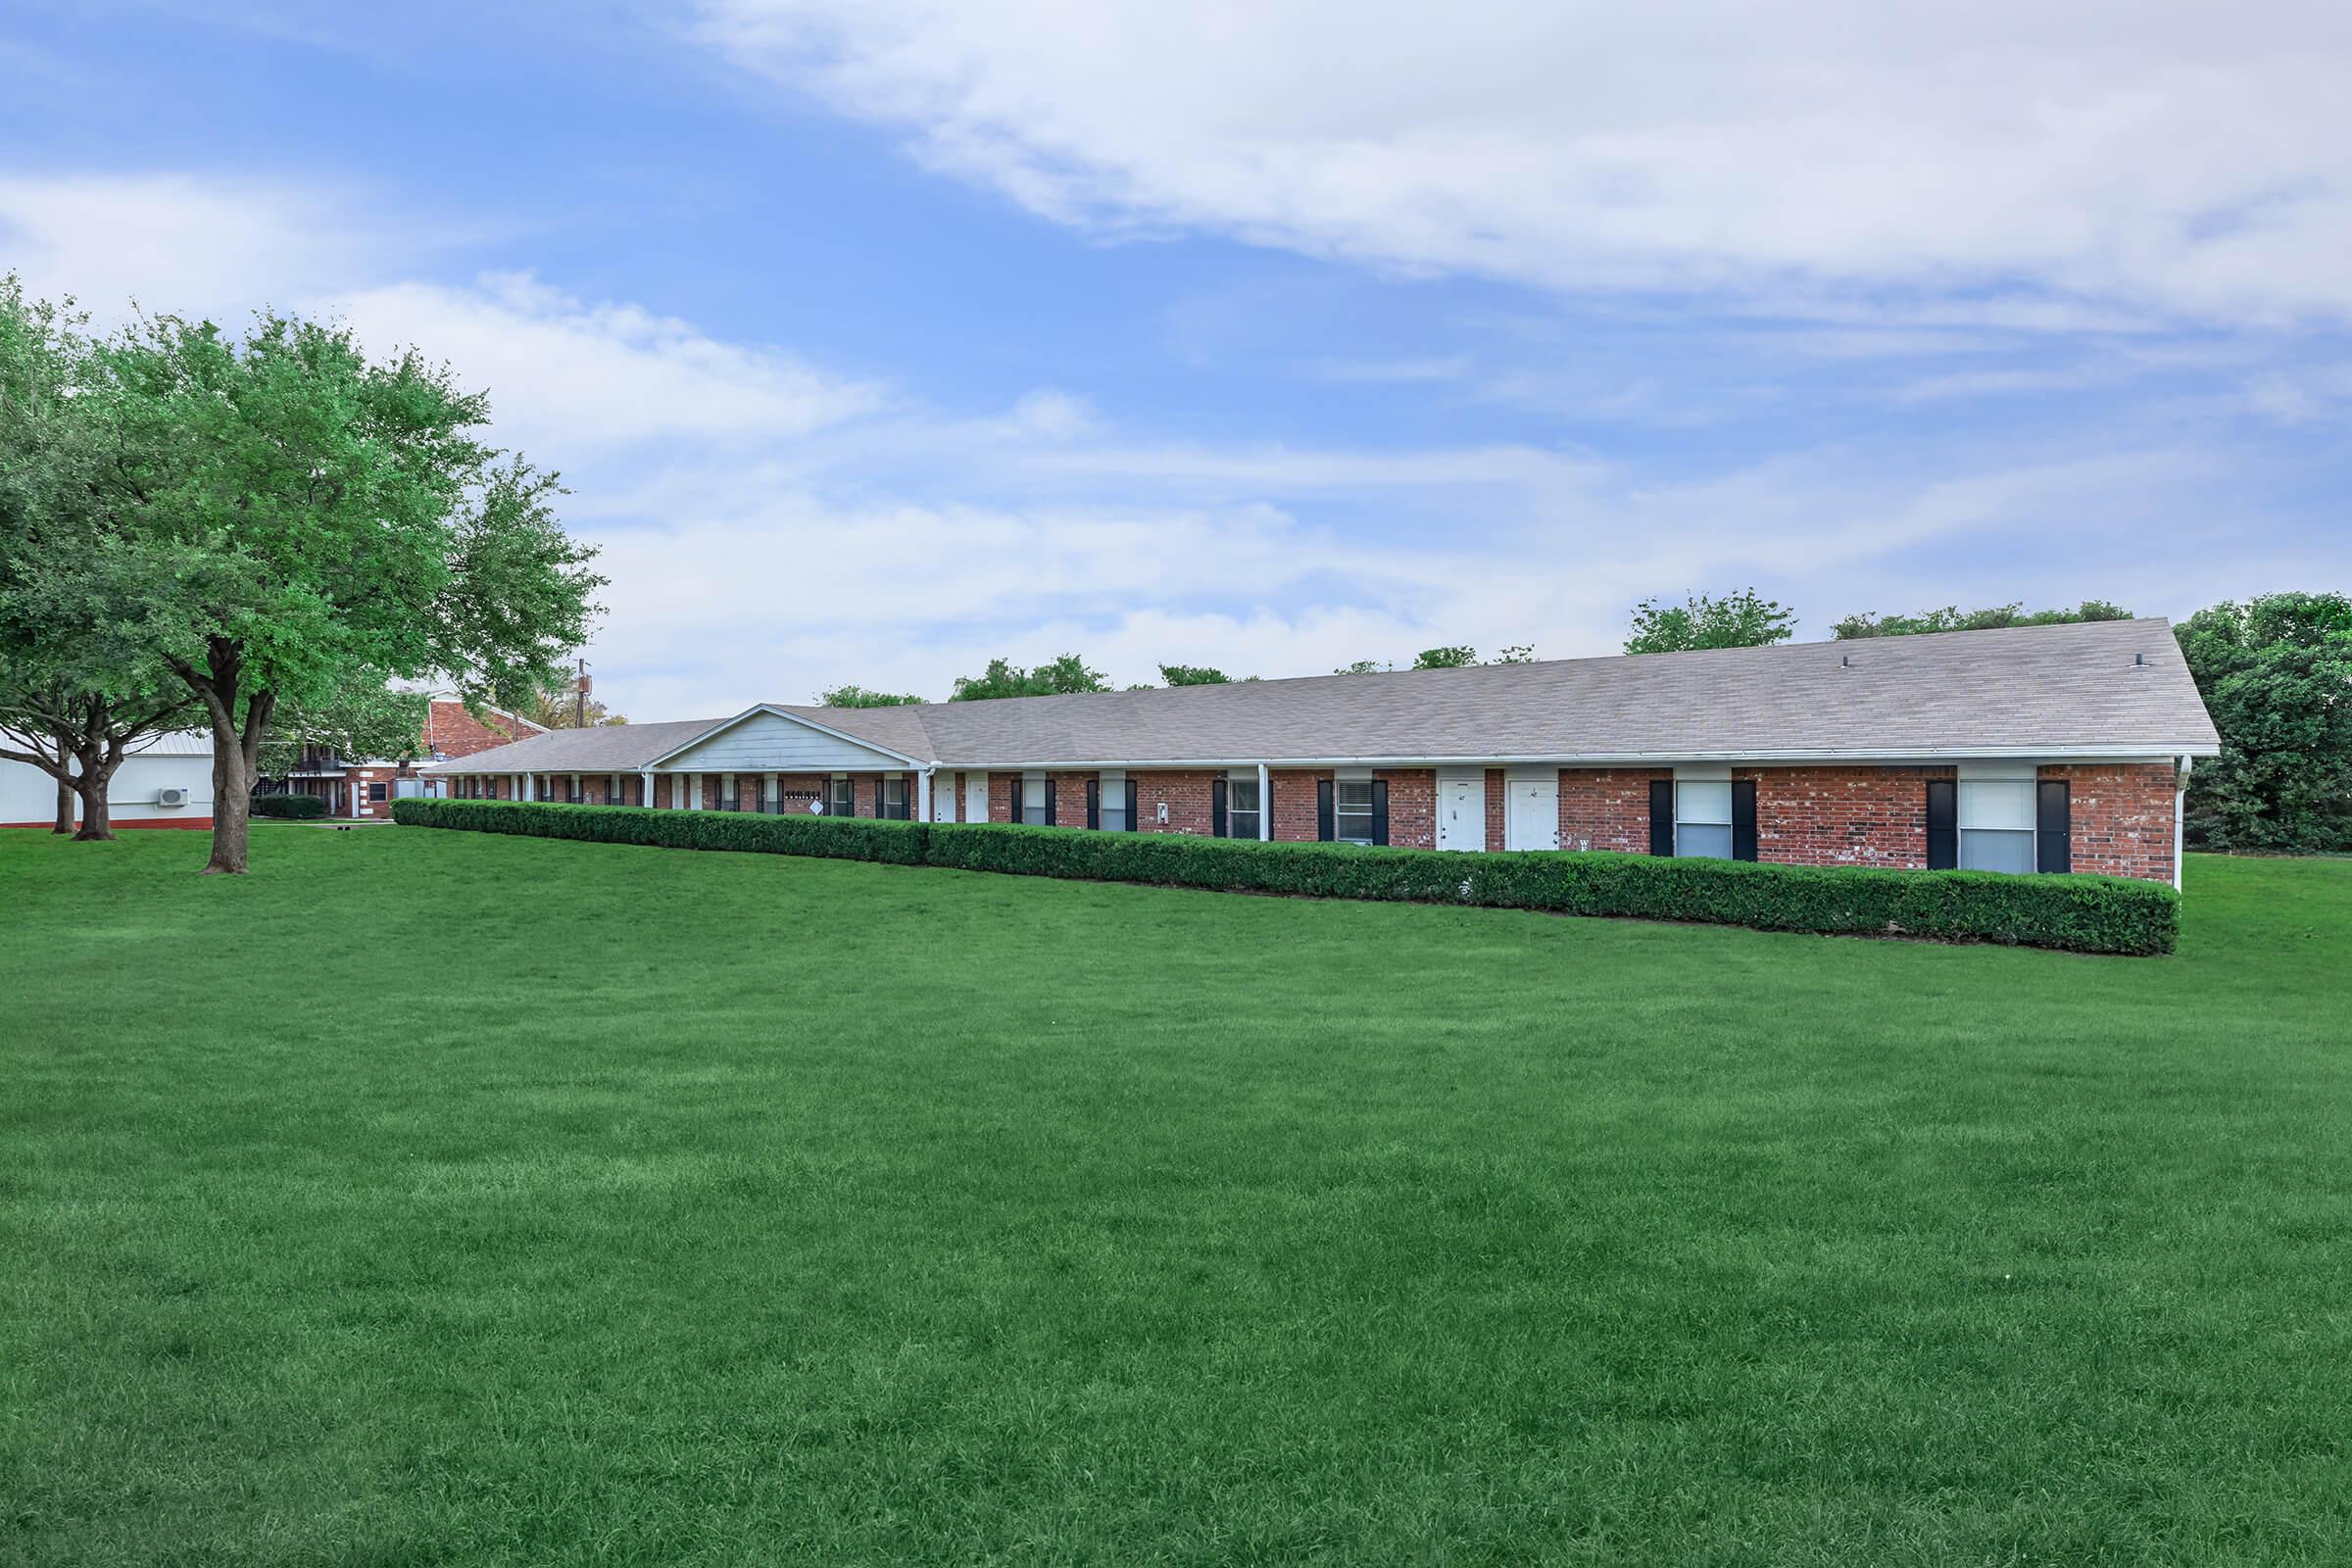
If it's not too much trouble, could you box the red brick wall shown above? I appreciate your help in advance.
[1270,769,1328,842]
[1130,770,1219,834]
[1546,762,2175,884]
[1557,769,1667,853]
[446,756,2177,885]
[772,772,826,815]
[2045,762,2176,883]
[1379,769,1437,850]
[1485,769,1506,850]
[1745,765,1951,869]
[424,702,540,760]
[1258,769,1436,845]
[950,770,1231,834]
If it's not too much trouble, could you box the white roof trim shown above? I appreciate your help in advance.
[640,705,925,769]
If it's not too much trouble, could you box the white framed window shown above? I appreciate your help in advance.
[827,774,853,817]
[1021,773,1049,825]
[1098,770,1127,831]
[1958,778,2035,873]
[1676,780,1734,858]
[881,774,908,819]
[1227,775,1261,839]
[1335,779,1376,845]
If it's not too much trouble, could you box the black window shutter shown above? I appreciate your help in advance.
[1371,779,1390,846]
[2036,779,2071,873]
[1926,779,1957,869]
[1045,778,1057,827]
[1125,779,1139,831]
[1732,778,1758,861]
[1316,778,1335,842]
[1211,778,1228,837]
[1647,779,1674,857]
[1086,778,1100,830]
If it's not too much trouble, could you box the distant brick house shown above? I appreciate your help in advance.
[275,701,544,819]
[426,621,2220,889]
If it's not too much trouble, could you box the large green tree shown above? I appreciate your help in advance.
[528,685,629,729]
[95,308,603,872]
[950,654,1106,702]
[2174,593,2352,852]
[818,683,923,708]
[1157,663,1233,686]
[255,671,431,779]
[1832,600,2132,639]
[0,277,194,839]
[1625,589,1795,654]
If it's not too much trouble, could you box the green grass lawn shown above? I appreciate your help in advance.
[3,828,2348,1567]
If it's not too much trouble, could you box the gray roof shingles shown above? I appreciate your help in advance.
[430,618,2218,774]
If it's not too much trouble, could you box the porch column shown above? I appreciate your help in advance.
[519,772,533,802]
[642,769,657,808]
[917,768,934,823]
[1256,762,1272,840]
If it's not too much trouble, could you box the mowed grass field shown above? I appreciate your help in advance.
[3,827,2348,1567]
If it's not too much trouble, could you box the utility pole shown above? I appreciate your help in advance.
[574,657,590,728]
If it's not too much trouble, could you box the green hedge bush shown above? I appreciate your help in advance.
[391,798,2178,955]
[390,797,927,863]
[253,793,329,820]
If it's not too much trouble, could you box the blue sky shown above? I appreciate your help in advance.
[5,1,2348,718]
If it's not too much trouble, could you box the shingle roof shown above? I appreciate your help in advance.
[432,618,2218,773]
[420,716,726,774]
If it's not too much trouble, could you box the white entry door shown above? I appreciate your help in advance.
[964,771,988,823]
[1436,776,1485,852]
[1505,776,1559,851]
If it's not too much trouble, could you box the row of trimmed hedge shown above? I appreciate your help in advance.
[389,798,2179,955]
[253,793,329,819]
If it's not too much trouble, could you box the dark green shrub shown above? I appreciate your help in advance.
[921,824,2178,955]
[392,800,2178,956]
[254,793,329,820]
[389,797,926,863]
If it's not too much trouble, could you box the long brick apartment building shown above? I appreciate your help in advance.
[426,620,2220,888]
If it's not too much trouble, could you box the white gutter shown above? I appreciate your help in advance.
[2175,756,2190,893]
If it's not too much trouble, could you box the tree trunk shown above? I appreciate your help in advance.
[207,748,252,872]
[199,701,249,873]
[72,760,114,841]
[53,768,75,834]
[171,639,273,875]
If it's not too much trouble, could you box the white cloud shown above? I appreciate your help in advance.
[317,272,884,459]
[0,172,429,320]
[696,0,2352,322]
[6,166,2336,725]
[568,437,2248,714]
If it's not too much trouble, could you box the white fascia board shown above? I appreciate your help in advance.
[934,744,2215,769]
[640,705,927,770]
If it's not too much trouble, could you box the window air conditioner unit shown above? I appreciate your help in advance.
[156,787,189,808]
